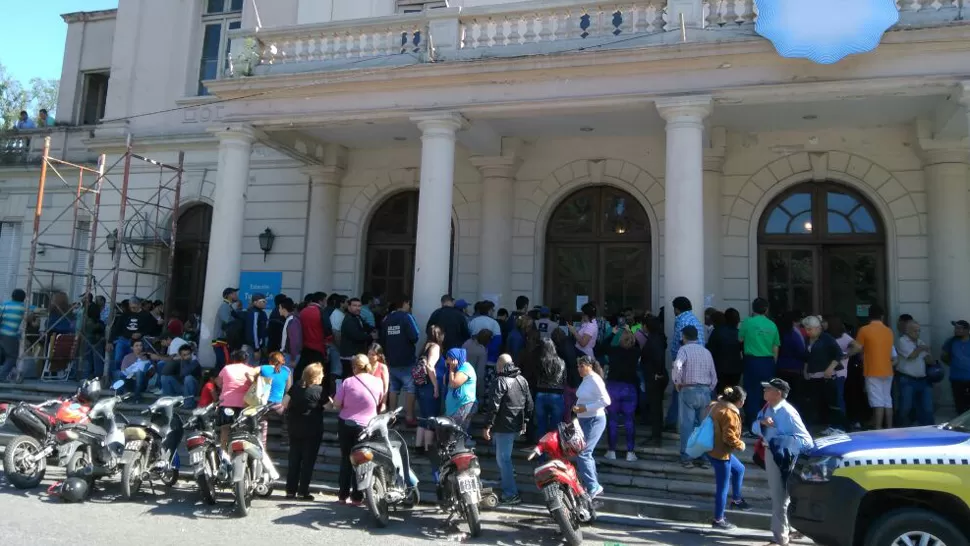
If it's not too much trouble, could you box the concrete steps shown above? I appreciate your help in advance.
[0,381,773,530]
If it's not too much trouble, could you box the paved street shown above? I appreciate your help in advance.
[0,469,791,546]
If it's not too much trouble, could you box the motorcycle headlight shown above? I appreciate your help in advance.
[796,456,840,483]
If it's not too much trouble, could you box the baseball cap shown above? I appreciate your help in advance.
[540,306,551,315]
[761,378,791,396]
[952,320,970,329]
[223,287,239,297]
[455,299,469,310]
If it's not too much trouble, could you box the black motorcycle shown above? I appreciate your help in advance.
[183,403,229,505]
[351,407,420,527]
[119,396,186,499]
[422,416,497,538]
[227,404,278,517]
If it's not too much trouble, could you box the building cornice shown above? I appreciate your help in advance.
[61,9,117,24]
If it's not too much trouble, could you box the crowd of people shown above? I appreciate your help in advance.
[0,283,968,543]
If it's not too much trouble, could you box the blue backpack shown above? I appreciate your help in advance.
[686,414,715,459]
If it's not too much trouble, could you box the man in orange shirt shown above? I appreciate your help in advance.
[853,304,896,429]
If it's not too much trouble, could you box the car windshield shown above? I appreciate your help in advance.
[942,410,970,432]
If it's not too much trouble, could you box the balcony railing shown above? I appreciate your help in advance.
[0,127,99,167]
[229,0,963,77]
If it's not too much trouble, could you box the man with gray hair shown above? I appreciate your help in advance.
[802,315,845,432]
[895,319,935,426]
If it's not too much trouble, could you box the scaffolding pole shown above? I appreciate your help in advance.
[13,135,185,383]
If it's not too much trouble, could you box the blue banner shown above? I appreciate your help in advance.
[239,271,283,317]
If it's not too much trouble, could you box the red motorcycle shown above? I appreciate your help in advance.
[527,419,597,546]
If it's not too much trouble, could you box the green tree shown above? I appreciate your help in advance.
[0,62,59,130]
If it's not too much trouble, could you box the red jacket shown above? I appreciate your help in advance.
[299,304,331,353]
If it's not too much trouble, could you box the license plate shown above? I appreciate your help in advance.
[457,476,479,494]
[125,441,141,450]
[189,449,204,465]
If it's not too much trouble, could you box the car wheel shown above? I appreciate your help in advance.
[865,507,964,546]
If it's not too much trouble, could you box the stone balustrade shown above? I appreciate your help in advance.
[0,128,98,167]
[230,0,964,76]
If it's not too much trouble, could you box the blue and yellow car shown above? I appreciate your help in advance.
[789,415,970,546]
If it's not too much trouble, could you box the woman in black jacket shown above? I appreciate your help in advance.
[285,363,325,500]
[552,327,580,422]
[640,317,668,446]
[707,309,744,394]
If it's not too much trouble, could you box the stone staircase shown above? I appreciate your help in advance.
[0,381,772,530]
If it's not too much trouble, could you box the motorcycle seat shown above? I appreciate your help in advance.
[127,417,151,428]
[68,422,107,438]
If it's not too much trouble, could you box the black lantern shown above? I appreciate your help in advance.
[258,227,275,261]
[106,229,118,254]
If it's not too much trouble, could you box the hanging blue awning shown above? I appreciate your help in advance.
[755,0,900,65]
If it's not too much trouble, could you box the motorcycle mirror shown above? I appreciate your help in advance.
[110,379,125,391]
[223,407,235,417]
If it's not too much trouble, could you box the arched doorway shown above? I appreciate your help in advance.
[170,204,212,317]
[758,182,886,326]
[364,190,454,302]
[545,186,651,317]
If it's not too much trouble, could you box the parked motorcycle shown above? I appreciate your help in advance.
[0,402,9,428]
[422,416,496,538]
[351,407,420,526]
[2,379,101,489]
[119,396,186,499]
[227,404,279,517]
[183,403,229,505]
[57,380,131,486]
[527,419,597,546]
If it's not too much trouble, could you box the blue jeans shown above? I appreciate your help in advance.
[493,432,518,498]
[389,367,415,395]
[0,334,20,381]
[898,375,934,427]
[161,375,200,409]
[709,454,745,521]
[535,392,564,439]
[743,356,776,426]
[112,338,133,377]
[327,345,342,376]
[678,385,712,462]
[577,414,606,495]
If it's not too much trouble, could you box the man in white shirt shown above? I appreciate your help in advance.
[895,320,935,426]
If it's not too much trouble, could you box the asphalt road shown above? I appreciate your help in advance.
[0,468,792,546]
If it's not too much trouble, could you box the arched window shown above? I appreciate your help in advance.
[758,183,885,325]
[171,204,213,317]
[545,186,651,317]
[364,191,454,301]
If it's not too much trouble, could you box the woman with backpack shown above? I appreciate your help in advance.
[413,325,443,454]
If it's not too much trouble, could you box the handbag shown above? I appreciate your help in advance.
[926,361,945,384]
[685,414,715,459]
[244,375,269,407]
[412,356,430,386]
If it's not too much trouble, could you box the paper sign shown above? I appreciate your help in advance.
[575,295,589,313]
[704,294,715,308]
[855,304,870,317]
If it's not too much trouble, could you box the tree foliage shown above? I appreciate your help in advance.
[0,62,59,130]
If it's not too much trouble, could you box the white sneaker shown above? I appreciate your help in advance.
[625,452,638,462]
[604,450,616,460]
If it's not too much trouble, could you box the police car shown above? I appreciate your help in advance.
[789,415,970,546]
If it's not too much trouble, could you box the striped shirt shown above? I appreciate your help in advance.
[0,300,27,337]
[671,341,718,391]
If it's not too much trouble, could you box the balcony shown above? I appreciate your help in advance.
[228,0,963,77]
[0,127,101,168]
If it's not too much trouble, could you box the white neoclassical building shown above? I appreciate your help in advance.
[2,0,970,378]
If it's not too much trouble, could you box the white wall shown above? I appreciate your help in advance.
[298,0,396,24]
[57,15,116,124]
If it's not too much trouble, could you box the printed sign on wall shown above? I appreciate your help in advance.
[755,0,899,65]
[239,271,283,318]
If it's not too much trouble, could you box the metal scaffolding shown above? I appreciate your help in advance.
[15,135,184,382]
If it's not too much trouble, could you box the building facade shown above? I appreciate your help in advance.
[1,0,969,381]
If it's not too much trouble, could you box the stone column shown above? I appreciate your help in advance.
[656,96,712,328]
[301,164,344,294]
[703,127,726,308]
[200,125,254,366]
[410,112,466,332]
[923,147,970,352]
[471,156,517,307]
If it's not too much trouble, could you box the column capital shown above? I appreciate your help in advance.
[209,124,256,145]
[469,155,519,179]
[301,165,345,186]
[655,96,713,122]
[920,147,970,166]
[410,111,469,135]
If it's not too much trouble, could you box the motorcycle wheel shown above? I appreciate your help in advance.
[121,456,144,500]
[161,463,179,488]
[365,469,390,527]
[548,488,583,546]
[197,472,218,506]
[464,500,483,538]
[233,457,252,518]
[66,450,94,487]
[2,435,45,489]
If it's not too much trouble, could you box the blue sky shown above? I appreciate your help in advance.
[1,1,119,83]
